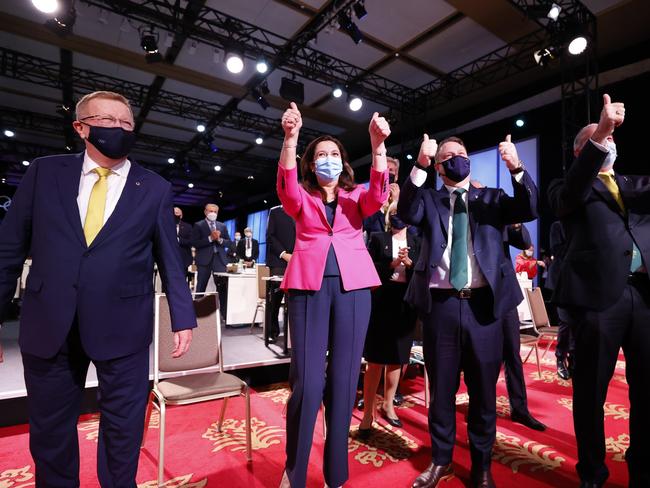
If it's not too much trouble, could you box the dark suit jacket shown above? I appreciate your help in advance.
[504,224,532,260]
[548,141,650,310]
[0,153,197,360]
[397,171,538,317]
[367,231,420,284]
[363,210,386,235]
[191,219,231,271]
[265,205,296,271]
[177,220,194,270]
[545,221,566,291]
[236,238,259,262]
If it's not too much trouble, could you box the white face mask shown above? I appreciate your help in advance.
[524,250,534,257]
[245,233,252,238]
[601,141,617,169]
[206,212,218,222]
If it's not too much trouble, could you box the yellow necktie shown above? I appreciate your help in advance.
[83,167,112,245]
[598,173,625,212]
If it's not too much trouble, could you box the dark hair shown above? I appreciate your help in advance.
[300,135,356,201]
[435,136,466,160]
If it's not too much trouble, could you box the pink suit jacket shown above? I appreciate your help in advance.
[277,165,389,292]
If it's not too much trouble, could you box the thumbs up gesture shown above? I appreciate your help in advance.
[281,102,302,143]
[417,134,438,168]
[499,134,520,171]
[369,112,391,151]
[593,93,625,143]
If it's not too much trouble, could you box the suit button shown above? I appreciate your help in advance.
[328,231,333,236]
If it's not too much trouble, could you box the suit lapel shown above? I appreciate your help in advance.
[431,187,451,238]
[593,176,624,216]
[617,173,642,227]
[56,153,87,247]
[88,162,150,250]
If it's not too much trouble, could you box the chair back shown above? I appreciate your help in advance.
[154,292,223,383]
[525,287,551,328]
[256,264,270,300]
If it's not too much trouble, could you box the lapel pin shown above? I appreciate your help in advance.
[135,181,141,186]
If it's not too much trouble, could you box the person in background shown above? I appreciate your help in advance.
[358,208,420,437]
[266,205,296,343]
[228,231,242,262]
[277,102,389,488]
[363,156,400,237]
[237,226,259,266]
[549,94,649,487]
[174,206,194,283]
[515,244,545,280]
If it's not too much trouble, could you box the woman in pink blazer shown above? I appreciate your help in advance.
[278,102,390,488]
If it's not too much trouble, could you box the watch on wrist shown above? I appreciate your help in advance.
[509,162,525,175]
[414,161,429,171]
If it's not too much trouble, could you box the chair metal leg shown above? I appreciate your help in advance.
[217,397,229,432]
[522,346,534,364]
[141,391,154,448]
[541,335,555,360]
[158,400,166,486]
[245,388,252,462]
[534,345,541,379]
[250,307,259,333]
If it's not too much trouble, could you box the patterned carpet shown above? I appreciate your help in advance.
[0,348,631,487]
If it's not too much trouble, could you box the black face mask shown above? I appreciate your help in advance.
[84,125,136,160]
[440,155,471,183]
[389,214,408,230]
[388,173,397,185]
[175,216,181,223]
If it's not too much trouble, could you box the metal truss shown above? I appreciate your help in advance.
[0,48,322,142]
[507,0,596,34]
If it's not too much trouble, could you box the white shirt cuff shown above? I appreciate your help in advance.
[589,138,609,153]
[513,171,524,183]
[280,251,286,259]
[409,166,428,187]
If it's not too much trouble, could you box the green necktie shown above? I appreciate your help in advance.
[450,188,469,290]
[598,173,643,272]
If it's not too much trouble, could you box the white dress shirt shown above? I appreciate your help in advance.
[245,237,253,258]
[409,166,523,289]
[77,152,130,226]
[390,236,408,283]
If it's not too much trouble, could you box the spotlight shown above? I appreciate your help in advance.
[56,104,71,116]
[406,154,413,160]
[280,77,305,104]
[547,3,561,21]
[263,199,268,204]
[533,46,558,66]
[353,1,368,20]
[568,36,588,55]
[196,123,206,133]
[45,6,76,36]
[189,41,197,55]
[4,130,15,137]
[251,88,270,110]
[515,118,525,128]
[338,10,363,44]
[259,80,270,96]
[187,183,194,188]
[348,95,363,112]
[214,165,221,172]
[167,157,175,164]
[207,141,219,153]
[22,160,30,166]
[225,49,244,74]
[247,175,254,180]
[32,0,59,14]
[332,85,344,98]
[255,136,264,145]
[256,58,269,74]
[140,27,163,63]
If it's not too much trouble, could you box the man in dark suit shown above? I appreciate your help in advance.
[192,203,231,323]
[236,227,259,264]
[266,205,296,341]
[549,94,649,488]
[174,206,194,282]
[0,91,196,486]
[398,133,538,488]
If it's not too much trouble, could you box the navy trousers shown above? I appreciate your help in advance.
[572,279,650,487]
[421,288,503,471]
[285,277,371,488]
[502,307,529,416]
[22,324,150,488]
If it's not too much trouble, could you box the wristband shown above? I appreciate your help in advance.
[414,162,428,171]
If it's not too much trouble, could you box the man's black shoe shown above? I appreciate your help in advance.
[511,410,547,431]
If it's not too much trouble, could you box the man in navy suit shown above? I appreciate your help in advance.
[398,134,538,488]
[174,206,194,282]
[192,203,231,323]
[0,90,196,487]
[549,94,650,488]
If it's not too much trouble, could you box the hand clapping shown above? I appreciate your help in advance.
[498,134,520,171]
[369,112,391,151]
[417,134,437,168]
[281,102,302,142]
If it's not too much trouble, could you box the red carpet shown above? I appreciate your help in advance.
[0,347,631,487]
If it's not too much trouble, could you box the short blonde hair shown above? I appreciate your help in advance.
[75,91,133,119]
[386,156,400,172]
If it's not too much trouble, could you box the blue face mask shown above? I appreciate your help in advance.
[440,155,471,183]
[602,141,617,169]
[314,156,343,183]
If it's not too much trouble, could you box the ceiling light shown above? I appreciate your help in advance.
[256,58,269,74]
[167,157,175,164]
[255,136,264,145]
[263,199,268,204]
[187,183,194,188]
[547,3,561,21]
[140,27,163,63]
[251,88,270,110]
[22,160,30,166]
[332,85,343,98]
[406,154,413,160]
[338,10,363,44]
[568,36,588,55]
[353,1,368,20]
[533,46,558,66]
[515,118,525,128]
[247,175,255,180]
[214,165,221,172]
[196,123,206,133]
[225,50,244,74]
[32,0,59,14]
[45,6,76,36]
[259,80,270,95]
[348,95,363,112]
[4,130,15,137]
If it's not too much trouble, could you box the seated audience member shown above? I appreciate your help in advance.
[515,244,545,279]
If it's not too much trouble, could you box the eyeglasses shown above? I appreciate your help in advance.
[79,114,134,131]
